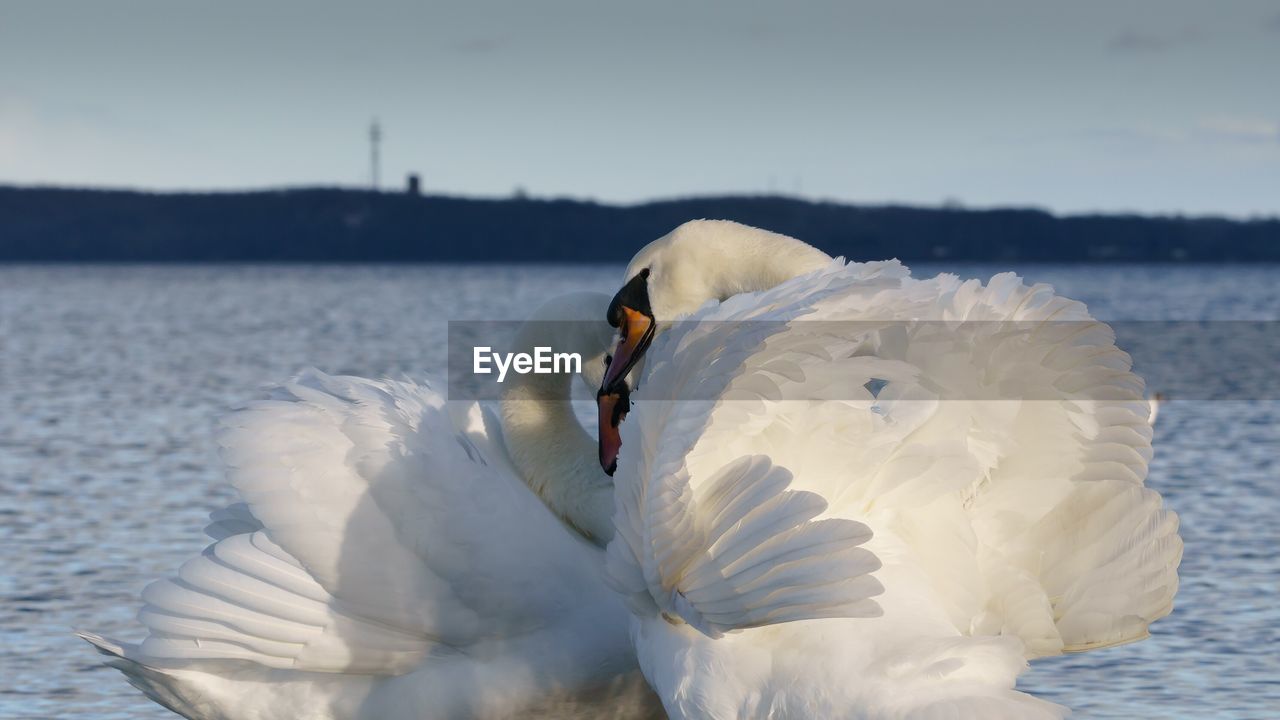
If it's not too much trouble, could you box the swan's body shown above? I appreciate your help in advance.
[82,293,662,720]
[601,221,1182,718]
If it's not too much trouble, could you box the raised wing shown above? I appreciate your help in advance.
[607,259,908,636]
[613,262,1179,660]
[851,272,1182,656]
[133,369,604,673]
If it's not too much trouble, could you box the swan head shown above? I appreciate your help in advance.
[595,221,831,473]
[598,219,831,395]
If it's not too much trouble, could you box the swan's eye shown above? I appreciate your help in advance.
[607,268,654,328]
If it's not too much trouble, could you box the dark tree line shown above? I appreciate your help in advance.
[2,186,1277,263]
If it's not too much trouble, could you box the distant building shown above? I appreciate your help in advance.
[369,119,382,191]
[406,173,421,195]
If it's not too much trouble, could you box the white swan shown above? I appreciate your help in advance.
[80,292,662,720]
[596,220,1183,718]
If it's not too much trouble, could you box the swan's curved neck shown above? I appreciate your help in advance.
[629,221,834,321]
[499,323,615,546]
[699,233,832,304]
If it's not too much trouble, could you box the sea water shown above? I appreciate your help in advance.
[0,263,1277,719]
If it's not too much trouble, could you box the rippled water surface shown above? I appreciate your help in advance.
[1,263,1277,719]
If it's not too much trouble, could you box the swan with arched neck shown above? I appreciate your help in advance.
[80,292,661,720]
[596,220,1182,719]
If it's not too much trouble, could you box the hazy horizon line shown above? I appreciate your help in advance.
[4,181,1277,223]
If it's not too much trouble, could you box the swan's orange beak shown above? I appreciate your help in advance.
[600,305,654,395]
[597,384,630,476]
[598,268,651,474]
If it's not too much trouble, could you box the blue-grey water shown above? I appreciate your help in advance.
[0,263,1277,719]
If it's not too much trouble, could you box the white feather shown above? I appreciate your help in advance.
[82,291,665,720]
[607,220,1181,718]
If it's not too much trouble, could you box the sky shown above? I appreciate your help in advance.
[1,0,1278,216]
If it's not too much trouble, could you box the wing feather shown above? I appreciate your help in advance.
[131,369,604,675]
[614,259,1179,660]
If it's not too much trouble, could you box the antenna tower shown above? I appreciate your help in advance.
[369,119,382,190]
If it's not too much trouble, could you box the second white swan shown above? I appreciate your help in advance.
[82,292,662,720]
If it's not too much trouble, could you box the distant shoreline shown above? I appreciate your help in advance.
[3,185,1277,263]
